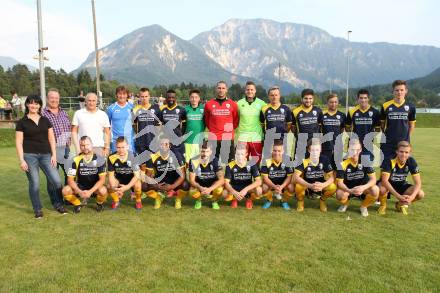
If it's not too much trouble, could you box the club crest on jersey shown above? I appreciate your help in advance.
[270,166,274,171]
[246,166,251,172]
[355,113,359,117]
[200,109,204,114]
[151,109,155,114]
[312,110,317,116]
[389,107,393,111]
[336,115,341,119]
[281,163,285,169]
[319,163,323,169]
[347,168,352,172]
[280,108,285,114]
[368,111,373,117]
[268,110,271,114]
[115,163,119,167]
[163,110,167,114]
[404,105,409,111]
[324,115,327,119]
[404,166,409,172]
[358,164,363,170]
[176,109,180,114]
[307,167,311,172]
[127,161,131,167]
[299,113,303,117]
[226,103,230,108]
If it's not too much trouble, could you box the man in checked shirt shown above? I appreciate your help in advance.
[42,88,72,185]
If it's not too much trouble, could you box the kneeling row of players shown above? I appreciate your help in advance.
[63,136,424,217]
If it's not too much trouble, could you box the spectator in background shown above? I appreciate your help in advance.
[4,101,13,120]
[42,88,71,184]
[15,95,67,218]
[128,92,135,104]
[0,94,6,120]
[11,91,22,119]
[72,92,111,157]
[78,90,85,109]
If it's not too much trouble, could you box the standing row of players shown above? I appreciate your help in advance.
[118,79,415,167]
[63,134,424,217]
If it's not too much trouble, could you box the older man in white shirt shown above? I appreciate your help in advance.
[71,92,111,156]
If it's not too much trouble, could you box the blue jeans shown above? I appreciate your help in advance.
[23,153,63,212]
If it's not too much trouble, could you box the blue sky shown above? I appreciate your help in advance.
[1,0,439,71]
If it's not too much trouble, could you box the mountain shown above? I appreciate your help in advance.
[0,56,37,71]
[191,19,440,92]
[74,19,440,93]
[74,25,250,86]
[409,67,440,93]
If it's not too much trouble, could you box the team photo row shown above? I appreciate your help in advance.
[15,80,424,218]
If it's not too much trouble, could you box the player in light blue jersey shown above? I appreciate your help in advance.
[107,85,135,152]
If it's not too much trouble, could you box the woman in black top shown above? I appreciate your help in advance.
[15,95,67,218]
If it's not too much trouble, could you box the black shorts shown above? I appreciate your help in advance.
[381,143,396,161]
[115,175,133,186]
[378,180,412,198]
[321,150,336,170]
[391,183,413,195]
[77,183,96,192]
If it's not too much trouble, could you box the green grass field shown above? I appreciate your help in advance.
[0,128,439,292]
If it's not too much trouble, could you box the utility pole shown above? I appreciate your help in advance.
[36,0,47,106]
[345,30,352,115]
[91,0,102,108]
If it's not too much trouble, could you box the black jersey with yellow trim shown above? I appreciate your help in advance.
[346,105,380,143]
[321,110,346,151]
[294,156,333,184]
[381,156,420,186]
[145,151,185,184]
[380,99,416,145]
[189,157,222,187]
[259,104,292,135]
[107,151,140,184]
[67,153,106,189]
[224,160,260,191]
[291,105,323,138]
[260,158,293,185]
[160,104,187,137]
[336,158,375,189]
[133,104,161,149]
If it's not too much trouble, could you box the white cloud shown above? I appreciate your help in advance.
[0,0,95,71]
